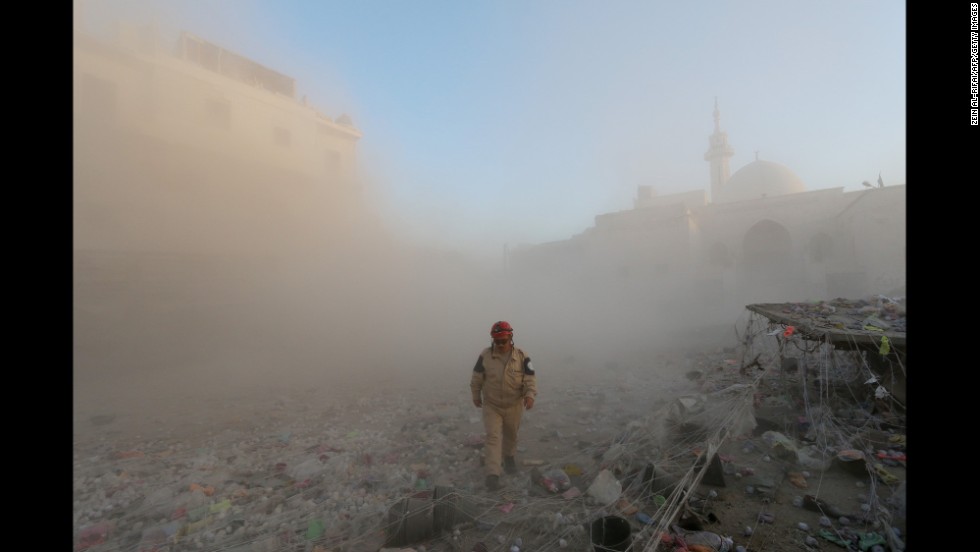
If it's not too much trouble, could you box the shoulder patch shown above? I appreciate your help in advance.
[522,356,535,375]
[473,355,485,373]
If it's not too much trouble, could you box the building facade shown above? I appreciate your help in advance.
[73,20,366,260]
[72,18,387,369]
[509,104,906,329]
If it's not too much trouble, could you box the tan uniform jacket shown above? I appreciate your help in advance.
[470,346,537,408]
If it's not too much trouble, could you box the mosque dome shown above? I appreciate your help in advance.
[715,159,806,203]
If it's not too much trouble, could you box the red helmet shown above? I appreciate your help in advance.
[490,321,514,339]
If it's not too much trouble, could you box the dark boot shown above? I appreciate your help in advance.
[504,456,518,474]
[485,474,500,490]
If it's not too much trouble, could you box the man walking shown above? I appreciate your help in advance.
[470,321,537,490]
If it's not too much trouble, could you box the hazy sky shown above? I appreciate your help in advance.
[77,0,906,259]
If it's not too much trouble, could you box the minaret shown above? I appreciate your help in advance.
[704,97,734,203]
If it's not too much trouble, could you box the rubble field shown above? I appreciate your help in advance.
[74,326,906,552]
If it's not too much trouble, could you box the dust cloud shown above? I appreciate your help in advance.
[72,5,734,436]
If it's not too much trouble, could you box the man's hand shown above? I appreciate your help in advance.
[523,396,535,410]
[473,398,482,408]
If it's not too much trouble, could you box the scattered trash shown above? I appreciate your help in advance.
[73,316,905,552]
[615,498,639,515]
[787,472,808,489]
[872,463,901,485]
[670,525,726,550]
[760,430,797,460]
[531,467,571,493]
[586,469,622,505]
[817,529,853,547]
[636,512,655,525]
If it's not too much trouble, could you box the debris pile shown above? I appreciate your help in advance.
[74,297,906,551]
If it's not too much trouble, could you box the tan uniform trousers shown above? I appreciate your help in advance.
[482,400,524,476]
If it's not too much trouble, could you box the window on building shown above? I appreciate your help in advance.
[205,98,231,130]
[743,220,792,265]
[274,127,291,147]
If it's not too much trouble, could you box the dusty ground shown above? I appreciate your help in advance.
[73,339,906,552]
